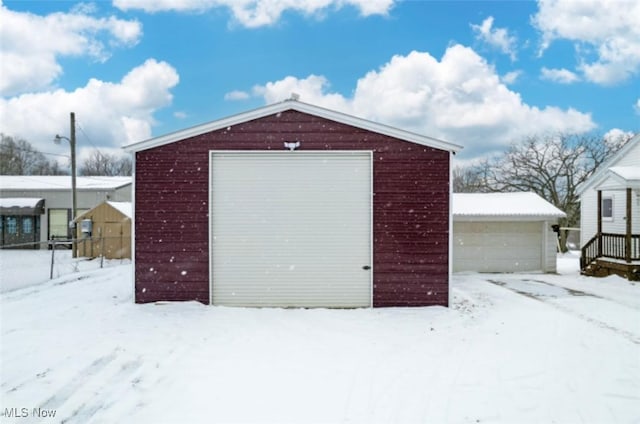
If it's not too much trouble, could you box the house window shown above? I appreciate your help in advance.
[22,217,33,234]
[602,197,613,220]
[6,217,17,234]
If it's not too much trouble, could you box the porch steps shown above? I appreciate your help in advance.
[581,258,640,281]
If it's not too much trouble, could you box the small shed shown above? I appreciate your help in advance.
[124,99,463,308]
[453,192,566,273]
[74,201,131,259]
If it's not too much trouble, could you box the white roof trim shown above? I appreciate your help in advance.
[577,133,640,195]
[123,99,463,153]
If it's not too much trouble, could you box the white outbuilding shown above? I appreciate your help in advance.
[452,192,566,273]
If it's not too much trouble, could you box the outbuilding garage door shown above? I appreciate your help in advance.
[453,221,543,272]
[210,151,372,307]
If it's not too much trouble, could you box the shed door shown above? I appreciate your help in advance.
[453,221,542,272]
[210,151,372,307]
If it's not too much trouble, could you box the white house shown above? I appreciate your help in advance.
[577,134,640,280]
[452,192,566,273]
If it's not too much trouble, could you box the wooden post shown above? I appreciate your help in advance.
[626,188,632,263]
[50,241,55,279]
[101,235,105,269]
[597,190,602,257]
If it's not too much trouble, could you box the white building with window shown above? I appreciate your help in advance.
[0,176,131,249]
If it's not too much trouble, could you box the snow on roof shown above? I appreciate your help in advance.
[595,166,640,190]
[0,198,44,208]
[609,166,640,182]
[453,192,566,219]
[0,176,131,190]
[107,201,132,218]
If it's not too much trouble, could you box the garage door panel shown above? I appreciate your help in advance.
[453,221,543,272]
[211,152,372,307]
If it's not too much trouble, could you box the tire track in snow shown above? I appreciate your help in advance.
[486,279,640,345]
[3,367,51,393]
[59,358,143,424]
[37,351,118,413]
[31,348,145,424]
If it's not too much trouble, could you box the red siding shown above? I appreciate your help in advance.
[135,110,450,306]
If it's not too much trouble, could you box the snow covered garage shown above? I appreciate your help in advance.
[452,192,566,273]
[124,100,462,307]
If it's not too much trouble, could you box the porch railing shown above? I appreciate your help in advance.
[580,233,640,269]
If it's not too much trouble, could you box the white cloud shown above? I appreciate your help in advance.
[604,128,634,143]
[471,16,518,61]
[532,0,640,85]
[501,70,522,85]
[635,98,640,115]
[174,111,188,119]
[0,59,179,155]
[224,90,250,101]
[113,0,395,27]
[252,75,350,112]
[0,2,142,96]
[250,45,595,157]
[540,67,580,84]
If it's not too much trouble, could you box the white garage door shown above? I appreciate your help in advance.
[453,221,543,272]
[210,151,372,307]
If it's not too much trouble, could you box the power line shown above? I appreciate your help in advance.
[76,121,103,151]
[1,145,70,159]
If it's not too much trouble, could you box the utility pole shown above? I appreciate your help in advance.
[70,112,77,258]
[55,112,78,258]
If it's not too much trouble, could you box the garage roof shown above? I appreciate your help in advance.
[123,99,463,153]
[453,192,566,220]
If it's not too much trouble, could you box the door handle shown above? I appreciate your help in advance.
[362,265,371,270]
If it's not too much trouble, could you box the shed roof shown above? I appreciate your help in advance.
[123,99,463,153]
[74,201,132,222]
[453,192,566,220]
[107,201,132,218]
[0,176,131,191]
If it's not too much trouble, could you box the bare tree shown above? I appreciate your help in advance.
[452,165,486,193]
[79,149,132,176]
[470,133,631,251]
[0,134,67,175]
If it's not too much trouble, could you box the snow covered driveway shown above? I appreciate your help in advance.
[1,253,639,423]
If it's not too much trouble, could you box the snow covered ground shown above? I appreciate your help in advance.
[1,251,639,423]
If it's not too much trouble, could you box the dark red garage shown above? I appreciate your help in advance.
[124,99,462,307]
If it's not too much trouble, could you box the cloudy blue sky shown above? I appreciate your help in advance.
[1,0,638,163]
